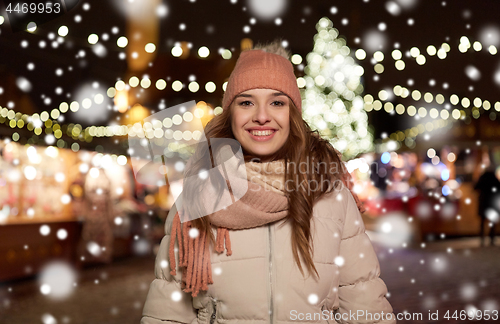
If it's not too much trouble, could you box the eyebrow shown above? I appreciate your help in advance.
[235,91,288,98]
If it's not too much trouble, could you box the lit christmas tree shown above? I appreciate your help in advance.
[301,17,374,160]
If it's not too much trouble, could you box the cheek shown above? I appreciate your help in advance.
[230,117,236,133]
[278,111,290,134]
[230,111,245,135]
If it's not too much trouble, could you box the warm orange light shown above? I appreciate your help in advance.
[195,101,214,127]
[241,38,253,51]
[144,194,155,205]
[114,90,129,113]
[196,101,207,109]
[128,104,150,124]
[180,41,190,59]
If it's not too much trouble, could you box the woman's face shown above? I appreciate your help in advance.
[230,88,290,162]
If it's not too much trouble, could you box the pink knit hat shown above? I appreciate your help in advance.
[222,49,302,113]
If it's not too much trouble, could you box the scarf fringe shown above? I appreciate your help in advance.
[169,211,232,297]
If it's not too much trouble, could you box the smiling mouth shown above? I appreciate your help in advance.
[247,130,276,136]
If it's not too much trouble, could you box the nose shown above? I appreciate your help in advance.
[252,103,271,124]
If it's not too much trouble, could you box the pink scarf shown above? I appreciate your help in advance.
[168,160,364,297]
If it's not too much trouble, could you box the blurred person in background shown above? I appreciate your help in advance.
[474,149,500,247]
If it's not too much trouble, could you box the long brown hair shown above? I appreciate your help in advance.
[183,98,347,280]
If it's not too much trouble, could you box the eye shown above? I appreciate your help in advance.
[238,100,252,106]
[272,100,285,106]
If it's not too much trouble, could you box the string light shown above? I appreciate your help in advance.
[0,106,91,144]
[366,36,497,77]
[3,21,498,152]
[117,36,128,48]
[363,97,466,121]
[379,118,454,147]
[87,34,99,45]
[0,20,305,128]
[145,43,156,53]
[391,86,500,117]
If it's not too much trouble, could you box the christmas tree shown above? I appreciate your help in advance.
[301,17,374,160]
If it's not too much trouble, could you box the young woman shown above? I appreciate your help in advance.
[141,42,396,324]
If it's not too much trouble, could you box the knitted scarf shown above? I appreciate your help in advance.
[168,159,364,297]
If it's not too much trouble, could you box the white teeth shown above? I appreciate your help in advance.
[250,130,274,136]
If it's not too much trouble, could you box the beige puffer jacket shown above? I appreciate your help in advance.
[141,181,396,324]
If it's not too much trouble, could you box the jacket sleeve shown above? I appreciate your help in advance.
[141,206,198,324]
[335,189,396,324]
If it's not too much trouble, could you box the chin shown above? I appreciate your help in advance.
[248,148,281,161]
